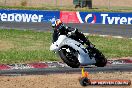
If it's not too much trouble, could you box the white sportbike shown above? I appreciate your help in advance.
[50,34,107,68]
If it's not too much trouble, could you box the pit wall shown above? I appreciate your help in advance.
[0,9,132,24]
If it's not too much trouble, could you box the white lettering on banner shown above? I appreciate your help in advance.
[101,14,108,24]
[15,14,22,22]
[8,14,14,21]
[32,14,38,22]
[128,17,132,24]
[107,17,115,24]
[22,14,32,22]
[38,15,43,22]
[101,14,132,24]
[1,13,7,21]
[120,17,127,24]
[0,13,43,22]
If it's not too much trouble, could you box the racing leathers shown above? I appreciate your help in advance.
[52,26,92,47]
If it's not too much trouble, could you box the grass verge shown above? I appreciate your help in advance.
[0,29,132,64]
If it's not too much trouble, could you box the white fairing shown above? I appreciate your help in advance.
[61,38,96,65]
[50,35,96,66]
[50,35,67,52]
[78,49,96,65]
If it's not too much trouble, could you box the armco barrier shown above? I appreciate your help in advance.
[0,9,132,24]
[60,11,132,24]
[0,10,60,22]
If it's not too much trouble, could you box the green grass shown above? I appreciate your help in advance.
[87,36,132,58]
[0,29,59,64]
[0,5,131,12]
[0,29,132,64]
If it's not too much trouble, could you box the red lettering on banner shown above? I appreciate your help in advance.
[60,11,80,23]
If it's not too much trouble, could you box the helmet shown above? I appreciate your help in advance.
[52,19,64,30]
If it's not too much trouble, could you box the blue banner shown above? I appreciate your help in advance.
[0,10,60,23]
[78,12,132,24]
[0,9,132,24]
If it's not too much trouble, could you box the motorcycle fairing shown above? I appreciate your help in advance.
[58,36,96,65]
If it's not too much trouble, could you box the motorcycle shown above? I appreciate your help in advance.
[50,34,107,68]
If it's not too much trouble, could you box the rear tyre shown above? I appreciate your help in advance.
[88,47,107,67]
[59,45,80,68]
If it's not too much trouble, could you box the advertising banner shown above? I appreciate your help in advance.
[0,9,132,24]
[0,10,60,23]
[60,11,132,24]
[60,11,80,23]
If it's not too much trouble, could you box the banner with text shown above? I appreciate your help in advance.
[0,10,132,24]
[0,10,59,22]
[60,11,132,24]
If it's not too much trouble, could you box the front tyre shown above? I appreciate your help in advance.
[59,45,80,68]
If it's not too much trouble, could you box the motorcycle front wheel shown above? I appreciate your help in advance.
[59,45,80,68]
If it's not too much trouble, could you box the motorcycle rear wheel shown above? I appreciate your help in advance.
[88,47,107,67]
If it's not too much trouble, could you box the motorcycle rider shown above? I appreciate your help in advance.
[51,19,94,48]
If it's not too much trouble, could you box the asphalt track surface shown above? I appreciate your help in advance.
[0,22,132,38]
[0,64,132,75]
[0,22,132,75]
